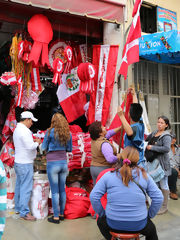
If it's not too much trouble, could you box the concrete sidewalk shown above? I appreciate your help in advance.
[3,184,180,240]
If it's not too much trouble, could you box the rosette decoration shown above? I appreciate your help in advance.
[77,63,96,94]
[0,72,17,86]
[52,58,64,85]
[28,14,53,66]
[64,46,73,73]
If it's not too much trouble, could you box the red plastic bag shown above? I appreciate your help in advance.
[64,187,90,219]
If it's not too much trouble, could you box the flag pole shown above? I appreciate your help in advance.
[118,90,127,153]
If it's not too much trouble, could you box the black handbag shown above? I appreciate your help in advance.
[145,149,158,162]
[145,135,160,162]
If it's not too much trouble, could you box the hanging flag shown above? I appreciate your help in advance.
[87,45,119,126]
[56,68,87,123]
[119,0,143,80]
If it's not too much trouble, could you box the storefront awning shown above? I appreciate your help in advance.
[9,0,125,24]
[139,30,180,64]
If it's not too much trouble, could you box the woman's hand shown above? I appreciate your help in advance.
[117,106,124,116]
[146,145,152,150]
[117,153,121,160]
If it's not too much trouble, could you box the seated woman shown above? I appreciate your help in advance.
[89,121,121,186]
[90,146,163,240]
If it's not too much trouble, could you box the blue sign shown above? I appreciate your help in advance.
[139,30,180,64]
[157,7,177,32]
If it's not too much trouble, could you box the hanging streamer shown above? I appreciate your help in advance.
[31,65,42,92]
[16,76,23,107]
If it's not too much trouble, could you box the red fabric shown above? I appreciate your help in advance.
[2,102,16,143]
[57,71,87,123]
[60,91,86,123]
[12,0,124,23]
[118,0,142,80]
[64,187,90,219]
[87,45,119,126]
[109,92,133,146]
[77,63,95,94]
[28,14,53,66]
[88,168,114,217]
[0,140,15,167]
[52,58,64,85]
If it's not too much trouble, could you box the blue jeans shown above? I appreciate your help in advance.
[157,175,169,190]
[47,160,68,218]
[14,163,33,217]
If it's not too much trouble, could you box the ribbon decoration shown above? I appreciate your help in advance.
[15,76,23,107]
[0,72,17,86]
[77,62,96,94]
[52,58,64,85]
[64,46,73,74]
[31,65,42,92]
[28,14,53,66]
[18,41,24,60]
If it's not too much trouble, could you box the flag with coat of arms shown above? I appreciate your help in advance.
[56,68,87,123]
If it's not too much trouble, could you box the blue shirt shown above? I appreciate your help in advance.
[90,169,163,231]
[42,128,72,153]
[124,120,145,163]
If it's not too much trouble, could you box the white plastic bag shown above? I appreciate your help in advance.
[30,174,50,219]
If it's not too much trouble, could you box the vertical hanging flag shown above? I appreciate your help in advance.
[119,0,143,80]
[87,45,119,126]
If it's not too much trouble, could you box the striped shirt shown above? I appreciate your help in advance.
[0,160,7,239]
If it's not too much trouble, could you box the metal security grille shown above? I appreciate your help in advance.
[133,61,180,143]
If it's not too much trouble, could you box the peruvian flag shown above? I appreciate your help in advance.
[56,68,87,123]
[87,45,119,126]
[119,0,143,79]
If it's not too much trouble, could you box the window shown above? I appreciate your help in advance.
[140,3,157,33]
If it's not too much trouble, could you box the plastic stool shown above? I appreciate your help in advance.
[110,231,140,240]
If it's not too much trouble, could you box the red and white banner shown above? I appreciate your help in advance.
[87,45,119,126]
[31,66,42,91]
[56,68,87,123]
[118,0,143,80]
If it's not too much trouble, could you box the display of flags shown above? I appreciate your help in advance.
[118,0,143,80]
[56,68,87,123]
[87,45,119,126]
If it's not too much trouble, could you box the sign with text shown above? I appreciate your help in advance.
[157,7,177,32]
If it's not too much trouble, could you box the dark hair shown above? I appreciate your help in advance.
[88,121,102,140]
[158,116,171,130]
[129,103,143,122]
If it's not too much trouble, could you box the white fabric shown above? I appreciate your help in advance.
[30,177,50,219]
[13,123,38,164]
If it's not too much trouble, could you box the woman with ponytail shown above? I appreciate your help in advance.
[90,146,163,240]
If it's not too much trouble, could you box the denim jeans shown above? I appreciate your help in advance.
[47,160,68,218]
[14,163,33,217]
[157,176,169,190]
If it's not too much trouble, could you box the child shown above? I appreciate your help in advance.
[118,88,145,167]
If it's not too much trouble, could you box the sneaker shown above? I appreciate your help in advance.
[170,192,178,200]
[20,213,36,221]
